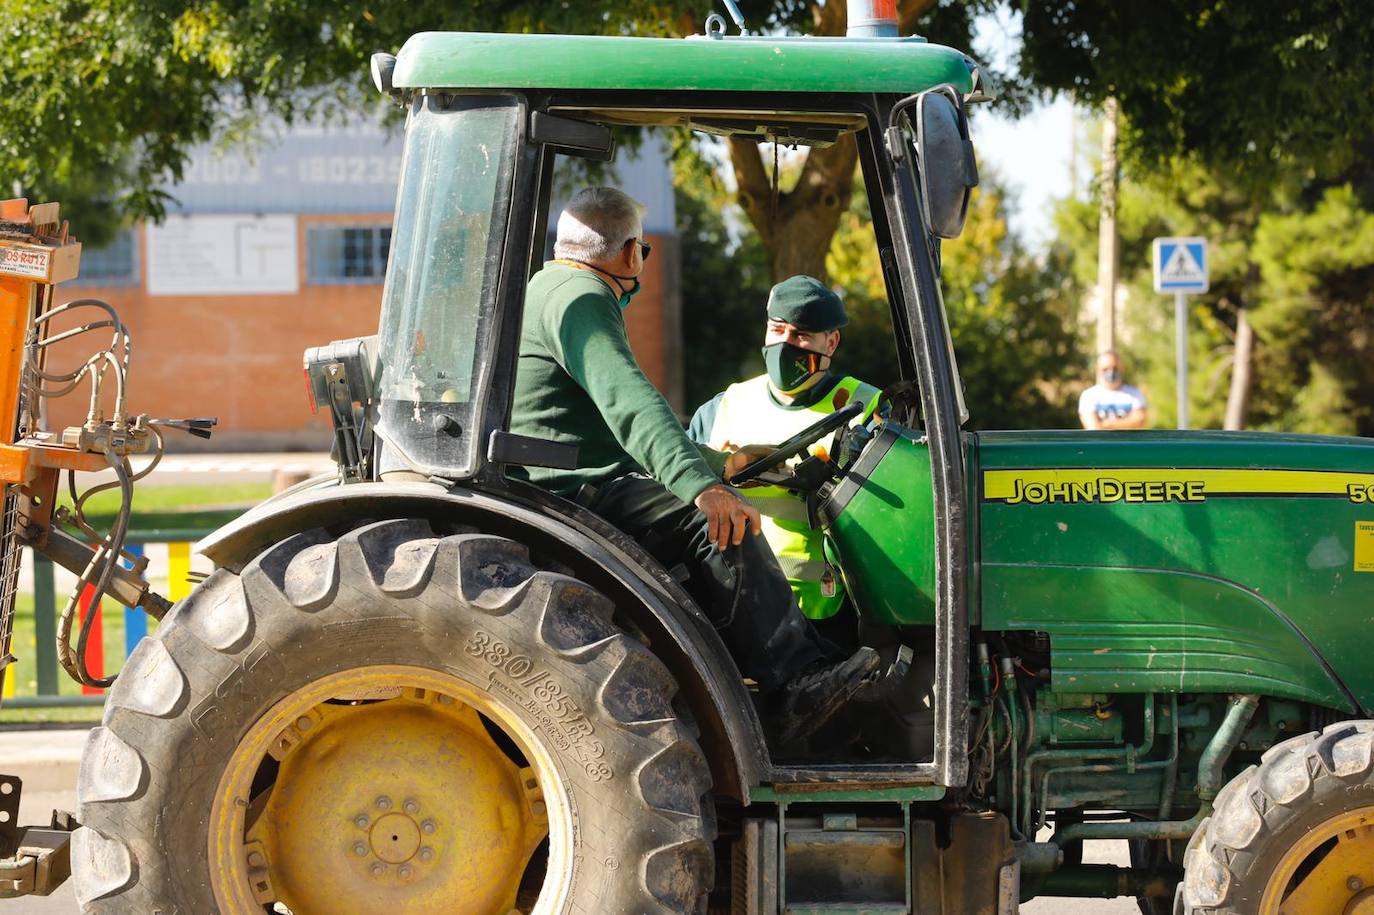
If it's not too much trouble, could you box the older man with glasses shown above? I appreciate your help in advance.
[510,186,881,750]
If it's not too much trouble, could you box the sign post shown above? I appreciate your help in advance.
[1152,237,1209,429]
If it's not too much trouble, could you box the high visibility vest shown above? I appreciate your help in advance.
[706,374,881,619]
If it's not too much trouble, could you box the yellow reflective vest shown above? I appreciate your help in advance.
[704,373,880,619]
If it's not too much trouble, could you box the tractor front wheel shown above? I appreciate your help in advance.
[71,519,715,914]
[1178,720,1374,915]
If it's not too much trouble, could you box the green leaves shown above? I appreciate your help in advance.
[1057,145,1374,435]
[1018,0,1374,188]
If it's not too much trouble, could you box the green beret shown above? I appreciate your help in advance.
[766,275,848,331]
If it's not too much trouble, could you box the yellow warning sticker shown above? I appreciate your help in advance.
[1356,521,1374,573]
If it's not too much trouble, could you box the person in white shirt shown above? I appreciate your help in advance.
[1079,350,1148,430]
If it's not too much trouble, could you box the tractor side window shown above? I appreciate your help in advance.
[375,95,520,476]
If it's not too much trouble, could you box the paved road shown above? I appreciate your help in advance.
[1022,838,1139,915]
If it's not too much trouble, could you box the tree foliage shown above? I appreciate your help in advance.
[827,170,1083,428]
[678,152,1085,428]
[1055,150,1374,436]
[673,135,773,409]
[1018,0,1374,185]
[0,0,1007,254]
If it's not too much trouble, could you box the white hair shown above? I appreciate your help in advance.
[553,186,645,263]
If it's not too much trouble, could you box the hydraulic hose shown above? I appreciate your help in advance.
[1052,694,1260,845]
[56,448,134,688]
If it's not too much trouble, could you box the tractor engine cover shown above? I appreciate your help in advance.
[818,423,938,626]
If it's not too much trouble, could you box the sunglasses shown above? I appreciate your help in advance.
[625,238,652,262]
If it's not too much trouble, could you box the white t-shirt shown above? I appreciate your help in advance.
[1079,384,1147,422]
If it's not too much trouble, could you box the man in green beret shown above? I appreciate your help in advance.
[689,275,882,623]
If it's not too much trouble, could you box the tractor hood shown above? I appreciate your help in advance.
[974,429,1374,714]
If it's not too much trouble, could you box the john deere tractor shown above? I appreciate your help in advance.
[2,4,1373,913]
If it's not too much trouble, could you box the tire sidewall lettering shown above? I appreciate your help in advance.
[466,629,613,782]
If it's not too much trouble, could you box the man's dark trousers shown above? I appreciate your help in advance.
[584,473,829,691]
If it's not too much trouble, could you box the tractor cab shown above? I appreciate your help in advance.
[362,28,984,774]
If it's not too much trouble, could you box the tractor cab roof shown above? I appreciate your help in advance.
[393,31,982,99]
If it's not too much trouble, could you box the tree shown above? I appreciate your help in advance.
[1018,0,1374,186]
[677,150,1086,427]
[1026,1,1374,435]
[0,0,1008,256]
[826,169,1084,428]
[672,134,773,409]
[1054,151,1374,436]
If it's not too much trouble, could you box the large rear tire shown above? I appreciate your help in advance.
[72,519,715,913]
[1178,720,1374,914]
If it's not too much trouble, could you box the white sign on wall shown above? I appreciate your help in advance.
[147,215,299,296]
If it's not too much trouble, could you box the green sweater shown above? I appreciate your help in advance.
[510,262,725,503]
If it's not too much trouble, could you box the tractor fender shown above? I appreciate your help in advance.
[196,478,766,798]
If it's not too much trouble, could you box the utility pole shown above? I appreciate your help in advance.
[1095,97,1119,356]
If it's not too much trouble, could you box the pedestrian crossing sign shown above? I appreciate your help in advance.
[1152,236,1209,294]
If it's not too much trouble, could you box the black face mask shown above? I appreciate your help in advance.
[1102,368,1122,384]
[763,341,824,392]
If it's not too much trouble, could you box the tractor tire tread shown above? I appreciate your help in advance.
[1178,719,1374,914]
[72,520,715,914]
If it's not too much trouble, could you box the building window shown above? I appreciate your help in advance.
[71,230,138,287]
[307,225,391,283]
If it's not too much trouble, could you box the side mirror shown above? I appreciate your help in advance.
[915,86,978,239]
[371,52,405,105]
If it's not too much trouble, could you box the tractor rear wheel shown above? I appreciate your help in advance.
[71,519,715,914]
[1178,720,1374,914]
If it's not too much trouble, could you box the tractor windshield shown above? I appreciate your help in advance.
[375,95,519,476]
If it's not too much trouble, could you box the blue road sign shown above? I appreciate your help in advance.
[1153,236,1209,294]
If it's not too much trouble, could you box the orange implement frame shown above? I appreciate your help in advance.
[0,276,30,449]
[0,198,81,449]
[0,200,84,704]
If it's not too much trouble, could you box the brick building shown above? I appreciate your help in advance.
[60,120,682,450]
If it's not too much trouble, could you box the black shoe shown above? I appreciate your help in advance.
[771,647,883,752]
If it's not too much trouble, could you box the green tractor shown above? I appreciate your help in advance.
[36,7,1374,915]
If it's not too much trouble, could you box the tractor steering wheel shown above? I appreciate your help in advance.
[728,402,865,486]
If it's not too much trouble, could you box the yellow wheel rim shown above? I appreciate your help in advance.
[209,665,571,915]
[1260,806,1374,914]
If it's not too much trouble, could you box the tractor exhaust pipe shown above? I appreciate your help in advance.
[847,0,899,37]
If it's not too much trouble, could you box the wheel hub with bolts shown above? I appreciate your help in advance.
[1261,812,1374,914]
[211,668,554,914]
[357,800,432,873]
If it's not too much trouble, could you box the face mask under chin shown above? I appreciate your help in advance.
[763,341,824,393]
[616,278,641,310]
[562,257,640,309]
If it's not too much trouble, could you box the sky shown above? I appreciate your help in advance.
[972,97,1077,249]
[967,9,1079,250]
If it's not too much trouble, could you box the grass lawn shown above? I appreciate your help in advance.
[1,482,273,724]
[1,592,125,725]
[59,481,274,534]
